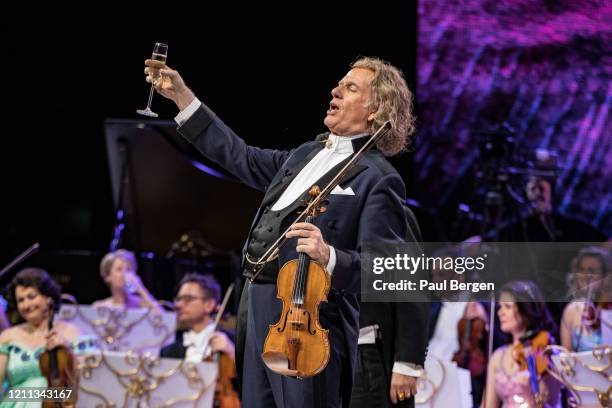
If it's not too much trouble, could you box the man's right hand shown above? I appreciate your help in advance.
[144,60,195,111]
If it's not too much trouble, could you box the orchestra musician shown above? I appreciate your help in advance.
[482,281,561,408]
[160,273,239,407]
[160,273,235,362]
[0,268,98,407]
[93,249,161,311]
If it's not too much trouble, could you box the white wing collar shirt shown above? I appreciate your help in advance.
[182,322,216,363]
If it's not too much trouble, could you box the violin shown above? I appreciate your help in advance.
[203,284,240,408]
[452,315,487,376]
[247,122,391,377]
[39,305,78,408]
[261,186,331,378]
[214,352,240,408]
[512,330,552,408]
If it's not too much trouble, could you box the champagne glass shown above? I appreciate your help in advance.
[137,42,168,118]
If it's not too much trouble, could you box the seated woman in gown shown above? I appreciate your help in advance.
[482,280,562,408]
[0,267,98,407]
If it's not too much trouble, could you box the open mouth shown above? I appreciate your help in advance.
[327,101,340,114]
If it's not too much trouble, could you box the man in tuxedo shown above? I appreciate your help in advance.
[160,273,234,362]
[146,56,423,408]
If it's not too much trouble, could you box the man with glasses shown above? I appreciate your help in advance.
[160,273,234,362]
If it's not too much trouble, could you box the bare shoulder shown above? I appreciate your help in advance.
[562,301,584,323]
[490,346,506,366]
[564,300,585,314]
[0,324,25,344]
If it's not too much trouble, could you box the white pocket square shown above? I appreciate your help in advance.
[331,185,355,196]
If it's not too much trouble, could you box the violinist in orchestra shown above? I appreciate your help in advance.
[160,273,235,362]
[161,273,240,408]
[561,246,611,352]
[483,281,562,408]
[0,268,98,407]
[145,55,418,408]
[93,249,161,311]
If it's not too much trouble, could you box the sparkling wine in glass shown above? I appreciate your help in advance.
[137,42,168,118]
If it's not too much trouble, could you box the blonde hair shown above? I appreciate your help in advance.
[351,57,417,156]
[99,249,137,280]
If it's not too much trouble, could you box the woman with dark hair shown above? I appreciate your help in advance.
[0,268,97,406]
[482,280,561,408]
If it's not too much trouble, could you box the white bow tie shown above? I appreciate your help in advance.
[183,326,215,363]
[183,330,200,347]
[183,327,213,347]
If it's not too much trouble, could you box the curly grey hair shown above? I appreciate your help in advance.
[351,57,417,156]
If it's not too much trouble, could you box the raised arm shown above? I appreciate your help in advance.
[145,62,291,191]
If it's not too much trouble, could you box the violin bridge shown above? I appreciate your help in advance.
[288,320,306,331]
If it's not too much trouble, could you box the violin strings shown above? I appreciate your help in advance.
[280,123,390,370]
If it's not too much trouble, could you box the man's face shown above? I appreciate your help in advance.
[526,177,552,215]
[324,68,375,136]
[174,282,215,330]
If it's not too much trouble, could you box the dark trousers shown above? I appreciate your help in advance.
[350,344,414,408]
[241,281,347,408]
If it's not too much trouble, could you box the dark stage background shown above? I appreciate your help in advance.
[1,16,418,302]
[416,0,611,241]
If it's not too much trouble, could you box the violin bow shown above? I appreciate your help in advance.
[0,242,40,279]
[203,283,235,358]
[481,291,496,406]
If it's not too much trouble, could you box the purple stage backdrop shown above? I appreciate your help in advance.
[416,0,611,237]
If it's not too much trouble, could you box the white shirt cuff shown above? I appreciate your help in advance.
[174,97,202,125]
[326,246,336,275]
[393,361,424,377]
